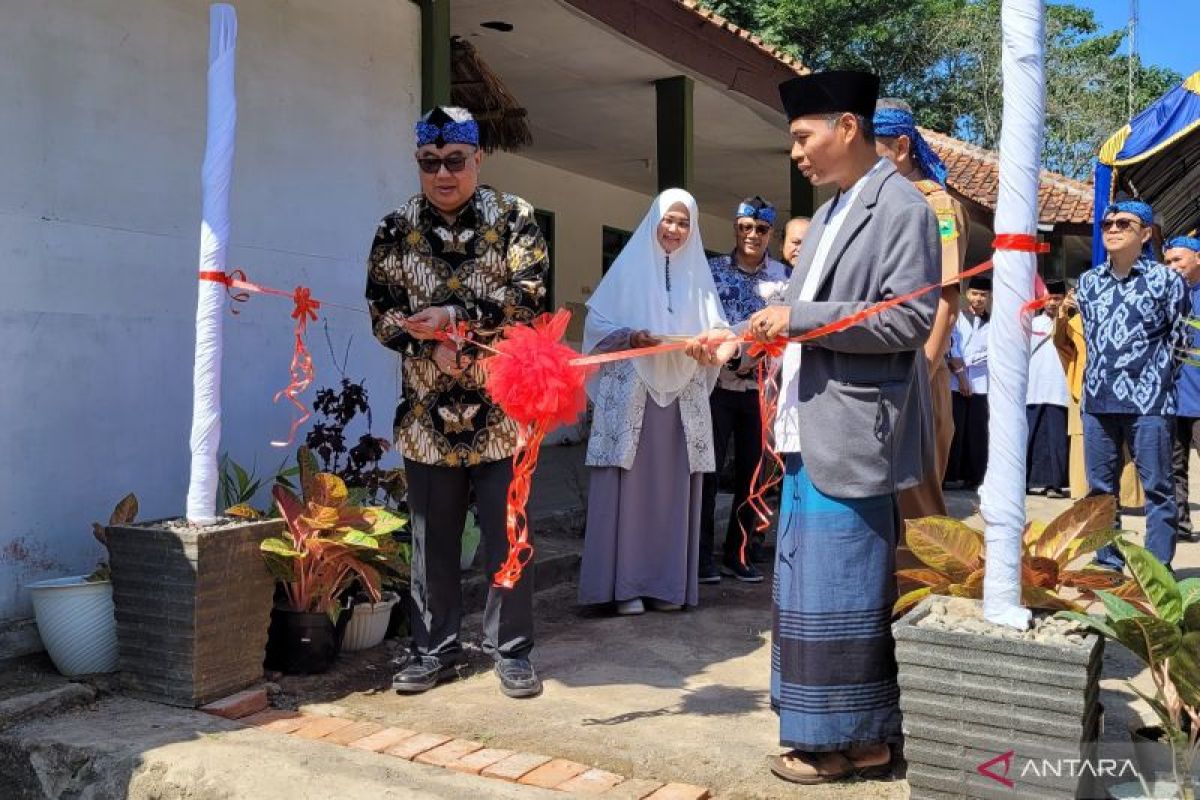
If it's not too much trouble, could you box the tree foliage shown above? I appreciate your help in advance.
[700,0,1181,179]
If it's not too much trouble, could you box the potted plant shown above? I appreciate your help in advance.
[341,588,401,652]
[1058,537,1200,800]
[106,492,286,706]
[894,496,1123,799]
[260,450,406,674]
[24,495,135,677]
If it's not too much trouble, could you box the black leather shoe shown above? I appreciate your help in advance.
[721,558,764,583]
[392,654,457,694]
[495,658,542,698]
[1179,531,1200,543]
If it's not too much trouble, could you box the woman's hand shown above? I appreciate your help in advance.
[629,329,661,349]
[685,328,739,366]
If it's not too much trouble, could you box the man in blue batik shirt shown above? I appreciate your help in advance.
[1165,235,1200,543]
[699,196,789,584]
[1079,200,1190,570]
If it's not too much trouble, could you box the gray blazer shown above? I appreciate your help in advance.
[783,160,940,499]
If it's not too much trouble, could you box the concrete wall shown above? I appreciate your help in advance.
[0,0,422,648]
[482,152,738,319]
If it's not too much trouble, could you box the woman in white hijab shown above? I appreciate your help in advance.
[578,189,736,615]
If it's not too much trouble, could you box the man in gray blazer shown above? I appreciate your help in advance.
[688,70,939,785]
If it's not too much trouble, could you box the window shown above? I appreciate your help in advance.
[602,225,723,273]
[534,209,555,311]
[601,226,632,275]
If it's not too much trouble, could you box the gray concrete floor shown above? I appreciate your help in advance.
[275,445,1200,799]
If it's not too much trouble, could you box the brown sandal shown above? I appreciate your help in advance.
[846,744,894,780]
[768,750,856,784]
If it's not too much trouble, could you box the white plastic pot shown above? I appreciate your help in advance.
[27,576,119,676]
[341,592,399,652]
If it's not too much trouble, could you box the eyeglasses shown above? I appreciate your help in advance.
[1100,218,1142,232]
[416,153,470,174]
[737,221,772,235]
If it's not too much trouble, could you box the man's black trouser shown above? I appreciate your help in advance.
[406,457,533,662]
[700,386,764,566]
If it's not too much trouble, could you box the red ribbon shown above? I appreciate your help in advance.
[270,287,320,448]
[993,233,1051,254]
[199,270,321,447]
[493,421,545,590]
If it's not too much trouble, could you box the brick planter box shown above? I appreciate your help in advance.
[106,518,283,707]
[894,597,1104,800]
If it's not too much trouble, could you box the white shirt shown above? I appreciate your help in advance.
[1026,313,1069,407]
[775,159,885,453]
[949,311,989,394]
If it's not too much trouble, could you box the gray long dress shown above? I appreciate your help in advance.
[577,329,702,607]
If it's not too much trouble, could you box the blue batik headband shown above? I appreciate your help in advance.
[1103,200,1156,257]
[873,108,948,187]
[415,112,480,149]
[1166,236,1200,253]
[736,199,776,225]
[1103,200,1154,226]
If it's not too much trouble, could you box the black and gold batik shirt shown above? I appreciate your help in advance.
[366,185,548,467]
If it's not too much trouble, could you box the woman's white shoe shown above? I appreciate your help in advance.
[616,598,645,615]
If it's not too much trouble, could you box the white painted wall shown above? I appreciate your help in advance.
[0,0,422,638]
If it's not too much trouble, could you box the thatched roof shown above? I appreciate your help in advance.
[451,37,532,153]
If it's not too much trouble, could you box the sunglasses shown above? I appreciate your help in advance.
[737,221,772,235]
[1100,218,1142,232]
[416,153,471,174]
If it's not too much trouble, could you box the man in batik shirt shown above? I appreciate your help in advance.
[366,106,548,698]
[700,196,789,583]
[1080,200,1189,570]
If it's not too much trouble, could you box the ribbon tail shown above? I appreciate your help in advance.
[493,421,544,589]
[736,356,785,562]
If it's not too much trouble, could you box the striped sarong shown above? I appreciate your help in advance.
[770,454,902,751]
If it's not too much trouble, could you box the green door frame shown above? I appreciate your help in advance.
[655,76,694,193]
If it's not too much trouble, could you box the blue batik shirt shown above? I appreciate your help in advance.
[1076,256,1190,416]
[1177,282,1200,418]
[709,252,789,391]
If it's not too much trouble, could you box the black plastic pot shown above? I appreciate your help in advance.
[264,605,354,675]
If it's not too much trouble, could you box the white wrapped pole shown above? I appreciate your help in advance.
[978,0,1044,628]
[186,4,238,524]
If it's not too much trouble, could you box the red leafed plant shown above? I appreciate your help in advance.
[895,495,1143,616]
[260,449,406,620]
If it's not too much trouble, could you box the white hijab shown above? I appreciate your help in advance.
[582,189,727,406]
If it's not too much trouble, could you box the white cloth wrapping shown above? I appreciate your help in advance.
[582,189,726,407]
[1026,314,1069,407]
[979,0,1043,629]
[186,4,237,524]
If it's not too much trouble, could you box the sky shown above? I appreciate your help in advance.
[1077,0,1198,78]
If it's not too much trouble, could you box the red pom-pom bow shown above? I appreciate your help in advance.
[483,310,589,428]
[481,310,589,588]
